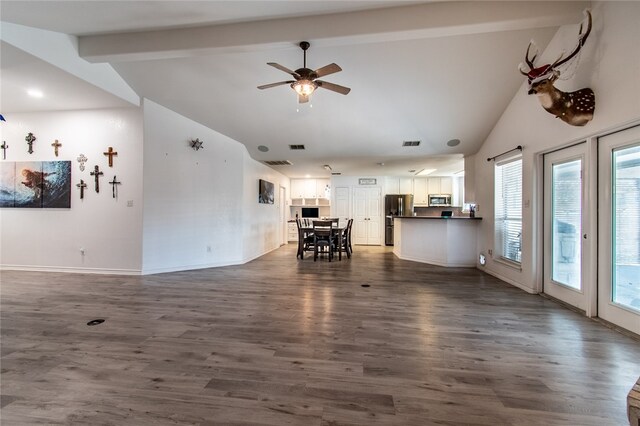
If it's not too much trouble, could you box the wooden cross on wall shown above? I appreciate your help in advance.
[109,176,122,199]
[90,165,104,193]
[51,139,62,157]
[76,179,87,199]
[25,132,36,154]
[103,147,118,167]
[1,141,8,160]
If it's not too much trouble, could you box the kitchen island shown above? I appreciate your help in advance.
[393,216,482,267]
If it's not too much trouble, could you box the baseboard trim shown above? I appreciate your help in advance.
[481,267,538,294]
[0,265,142,276]
[394,253,476,268]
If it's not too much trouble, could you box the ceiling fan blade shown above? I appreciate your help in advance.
[316,80,351,95]
[298,94,309,104]
[257,81,295,90]
[314,63,342,78]
[267,62,300,78]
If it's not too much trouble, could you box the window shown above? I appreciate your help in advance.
[495,156,522,263]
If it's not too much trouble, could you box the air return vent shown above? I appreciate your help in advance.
[289,144,306,150]
[402,140,421,147]
[331,172,342,176]
[263,160,292,166]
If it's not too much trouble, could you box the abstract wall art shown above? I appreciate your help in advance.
[0,161,72,208]
[258,179,274,204]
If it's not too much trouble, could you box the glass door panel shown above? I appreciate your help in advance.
[598,125,640,335]
[543,143,589,311]
[551,160,582,289]
[612,144,640,312]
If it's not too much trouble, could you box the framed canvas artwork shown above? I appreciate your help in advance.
[259,179,274,204]
[0,161,72,208]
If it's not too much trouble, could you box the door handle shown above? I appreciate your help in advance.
[583,234,587,239]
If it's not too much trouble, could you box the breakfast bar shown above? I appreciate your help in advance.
[393,216,482,267]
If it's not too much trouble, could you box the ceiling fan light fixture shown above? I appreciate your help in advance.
[292,80,317,97]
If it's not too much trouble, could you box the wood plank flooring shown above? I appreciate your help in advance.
[1,245,639,425]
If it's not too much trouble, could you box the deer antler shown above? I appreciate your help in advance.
[519,41,539,75]
[550,9,592,70]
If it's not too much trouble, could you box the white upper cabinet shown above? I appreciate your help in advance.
[316,178,330,199]
[290,178,331,199]
[385,177,400,194]
[399,178,413,194]
[440,177,453,194]
[291,179,306,198]
[413,178,428,205]
[427,177,453,195]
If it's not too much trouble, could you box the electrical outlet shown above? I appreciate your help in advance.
[488,249,493,256]
[127,200,134,207]
[206,245,212,253]
[80,248,85,255]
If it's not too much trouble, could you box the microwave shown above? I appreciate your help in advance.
[428,194,452,206]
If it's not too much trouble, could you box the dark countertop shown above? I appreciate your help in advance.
[393,216,482,220]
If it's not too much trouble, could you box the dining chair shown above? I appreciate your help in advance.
[335,218,353,259]
[313,220,334,261]
[296,218,314,259]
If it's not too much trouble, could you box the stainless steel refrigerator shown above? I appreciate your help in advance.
[385,194,414,245]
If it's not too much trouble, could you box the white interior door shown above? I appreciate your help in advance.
[543,143,590,311]
[353,187,381,245]
[365,187,381,245]
[279,186,286,245]
[598,125,640,335]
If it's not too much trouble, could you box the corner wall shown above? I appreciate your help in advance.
[141,99,289,273]
[0,107,144,273]
[473,2,640,292]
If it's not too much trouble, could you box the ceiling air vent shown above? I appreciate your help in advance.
[331,172,342,176]
[263,160,292,166]
[402,140,421,147]
[289,144,306,150]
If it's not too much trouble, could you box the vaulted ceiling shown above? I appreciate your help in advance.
[0,1,588,177]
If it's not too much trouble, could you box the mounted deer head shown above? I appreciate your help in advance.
[519,10,594,126]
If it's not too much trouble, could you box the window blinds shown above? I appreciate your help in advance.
[495,157,522,263]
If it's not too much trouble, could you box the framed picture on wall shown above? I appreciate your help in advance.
[259,179,274,204]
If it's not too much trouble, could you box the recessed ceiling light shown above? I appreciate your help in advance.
[27,89,44,98]
[257,145,269,152]
[447,139,461,147]
[415,168,436,176]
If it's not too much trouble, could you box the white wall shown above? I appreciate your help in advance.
[0,107,144,273]
[473,2,640,292]
[141,99,289,273]
[241,152,290,262]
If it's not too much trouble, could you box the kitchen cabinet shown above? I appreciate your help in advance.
[316,178,330,199]
[385,177,400,194]
[399,178,413,194]
[290,178,331,199]
[413,178,428,205]
[427,177,453,195]
[291,179,306,199]
[287,222,298,242]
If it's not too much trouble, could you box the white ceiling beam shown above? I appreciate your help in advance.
[79,1,589,63]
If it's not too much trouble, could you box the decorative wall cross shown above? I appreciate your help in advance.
[51,139,62,157]
[76,179,87,199]
[90,165,104,193]
[77,154,88,171]
[103,146,118,167]
[1,141,8,160]
[25,132,36,154]
[109,176,122,199]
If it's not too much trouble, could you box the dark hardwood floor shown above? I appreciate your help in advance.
[1,245,639,425]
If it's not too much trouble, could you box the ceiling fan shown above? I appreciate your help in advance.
[257,41,351,103]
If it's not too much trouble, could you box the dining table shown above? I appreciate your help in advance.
[297,222,348,260]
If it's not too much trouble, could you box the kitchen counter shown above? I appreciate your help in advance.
[392,216,482,220]
[393,216,481,267]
